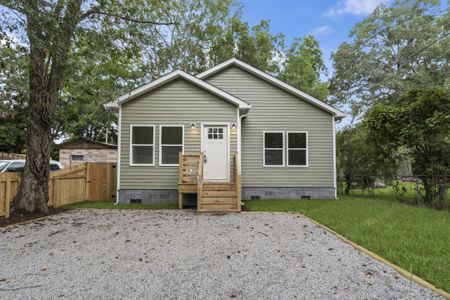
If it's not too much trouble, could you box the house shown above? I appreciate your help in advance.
[56,139,117,168]
[105,58,345,211]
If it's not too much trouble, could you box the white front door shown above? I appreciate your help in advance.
[202,125,229,181]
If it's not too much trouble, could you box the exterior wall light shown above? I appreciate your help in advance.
[190,123,196,129]
[231,123,237,129]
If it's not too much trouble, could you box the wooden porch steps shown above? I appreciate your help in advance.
[198,182,239,212]
[178,153,241,212]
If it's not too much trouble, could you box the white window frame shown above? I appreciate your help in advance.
[286,131,309,167]
[159,124,184,167]
[129,124,155,166]
[263,131,285,167]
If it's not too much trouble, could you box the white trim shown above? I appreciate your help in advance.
[332,116,337,199]
[116,69,251,109]
[129,124,155,166]
[115,106,122,204]
[159,124,184,167]
[236,108,241,161]
[286,131,309,167]
[201,122,230,181]
[198,58,344,119]
[263,131,285,167]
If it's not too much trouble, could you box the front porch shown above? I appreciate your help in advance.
[178,153,241,212]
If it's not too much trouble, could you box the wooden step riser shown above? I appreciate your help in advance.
[199,204,238,211]
[202,191,236,197]
[202,184,236,191]
[201,197,237,205]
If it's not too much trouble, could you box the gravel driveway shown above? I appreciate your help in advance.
[0,210,442,299]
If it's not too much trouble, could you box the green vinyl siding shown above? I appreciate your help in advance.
[206,66,334,188]
[120,78,237,189]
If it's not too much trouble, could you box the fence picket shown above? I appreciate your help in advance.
[0,163,116,218]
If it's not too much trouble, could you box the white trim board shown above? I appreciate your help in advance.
[198,58,345,119]
[115,69,251,109]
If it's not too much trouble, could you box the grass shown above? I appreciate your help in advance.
[245,196,450,293]
[63,201,178,210]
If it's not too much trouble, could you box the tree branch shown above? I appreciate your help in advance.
[79,9,177,26]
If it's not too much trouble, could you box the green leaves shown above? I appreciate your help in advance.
[331,0,449,116]
[280,36,329,101]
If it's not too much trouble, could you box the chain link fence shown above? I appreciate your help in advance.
[337,175,449,209]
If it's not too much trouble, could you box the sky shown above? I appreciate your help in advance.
[239,0,391,76]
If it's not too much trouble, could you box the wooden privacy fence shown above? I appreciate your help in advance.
[0,163,116,218]
[0,152,26,160]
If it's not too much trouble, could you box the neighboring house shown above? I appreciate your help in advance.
[56,139,117,168]
[105,58,344,211]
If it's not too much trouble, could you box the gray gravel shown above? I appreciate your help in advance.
[0,209,443,300]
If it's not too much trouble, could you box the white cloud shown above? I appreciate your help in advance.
[324,0,390,17]
[309,25,333,36]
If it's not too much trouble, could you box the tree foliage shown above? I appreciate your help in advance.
[365,88,450,207]
[337,124,398,194]
[330,0,449,115]
[280,35,329,100]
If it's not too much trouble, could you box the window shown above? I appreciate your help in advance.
[208,127,224,140]
[159,125,184,166]
[6,161,25,172]
[287,131,308,167]
[263,131,284,166]
[130,125,155,165]
[71,155,84,161]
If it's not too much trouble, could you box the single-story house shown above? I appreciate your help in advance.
[105,58,344,211]
[56,139,117,168]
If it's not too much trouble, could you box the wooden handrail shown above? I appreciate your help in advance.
[197,153,204,209]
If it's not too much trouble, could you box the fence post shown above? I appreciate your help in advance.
[106,163,111,201]
[53,176,59,207]
[85,163,90,201]
[5,176,11,218]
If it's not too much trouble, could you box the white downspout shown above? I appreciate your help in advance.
[115,105,122,205]
[332,116,337,199]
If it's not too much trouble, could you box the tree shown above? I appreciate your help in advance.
[280,35,329,100]
[209,18,285,73]
[0,33,28,153]
[336,124,398,194]
[365,88,450,208]
[330,0,449,115]
[1,0,175,214]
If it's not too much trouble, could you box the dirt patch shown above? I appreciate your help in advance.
[0,207,70,227]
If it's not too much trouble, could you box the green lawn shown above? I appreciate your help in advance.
[63,201,178,210]
[245,196,450,293]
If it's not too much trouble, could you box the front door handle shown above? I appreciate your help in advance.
[203,155,207,164]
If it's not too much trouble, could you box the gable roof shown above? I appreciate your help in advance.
[197,58,345,119]
[106,69,251,111]
[56,139,117,150]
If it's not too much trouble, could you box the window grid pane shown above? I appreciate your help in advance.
[132,146,153,164]
[132,126,153,145]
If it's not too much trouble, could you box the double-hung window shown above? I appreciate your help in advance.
[263,131,284,166]
[287,131,308,167]
[159,125,184,166]
[130,125,155,165]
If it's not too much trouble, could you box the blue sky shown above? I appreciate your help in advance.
[239,0,391,76]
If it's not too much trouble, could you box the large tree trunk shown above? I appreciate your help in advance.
[12,0,82,215]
